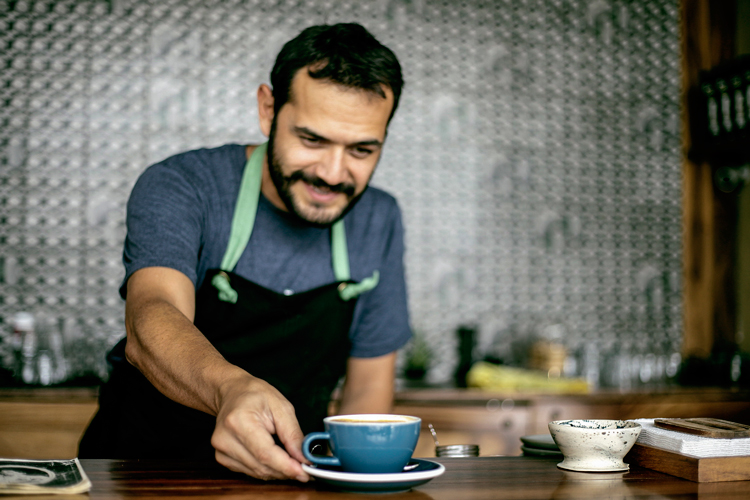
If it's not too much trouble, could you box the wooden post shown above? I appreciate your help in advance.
[680,0,738,359]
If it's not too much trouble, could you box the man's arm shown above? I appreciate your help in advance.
[124,266,309,482]
[336,352,397,415]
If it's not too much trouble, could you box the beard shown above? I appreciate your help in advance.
[267,117,368,227]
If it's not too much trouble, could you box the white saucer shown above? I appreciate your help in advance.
[557,461,629,473]
[302,458,445,493]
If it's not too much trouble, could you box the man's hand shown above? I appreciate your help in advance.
[211,373,310,482]
[124,267,310,482]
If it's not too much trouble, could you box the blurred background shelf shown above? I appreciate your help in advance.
[395,388,750,457]
[0,387,98,460]
[3,386,749,460]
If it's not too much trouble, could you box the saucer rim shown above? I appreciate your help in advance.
[520,434,559,450]
[302,458,445,483]
[556,461,630,473]
[521,445,563,457]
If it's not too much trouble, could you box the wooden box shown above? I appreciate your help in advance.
[626,443,750,483]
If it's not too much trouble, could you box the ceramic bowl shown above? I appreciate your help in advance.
[548,419,642,472]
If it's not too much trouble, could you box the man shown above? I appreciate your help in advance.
[78,23,410,482]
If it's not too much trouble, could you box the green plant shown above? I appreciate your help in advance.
[404,332,433,379]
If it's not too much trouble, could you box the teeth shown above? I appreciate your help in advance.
[311,184,332,194]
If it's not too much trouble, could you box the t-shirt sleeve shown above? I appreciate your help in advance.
[120,160,204,299]
[347,198,412,358]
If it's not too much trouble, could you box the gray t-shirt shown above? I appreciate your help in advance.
[122,144,411,357]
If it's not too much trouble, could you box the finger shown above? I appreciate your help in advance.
[273,409,308,464]
[215,429,298,481]
[215,449,285,481]
[235,418,309,481]
[213,423,289,481]
[243,428,309,481]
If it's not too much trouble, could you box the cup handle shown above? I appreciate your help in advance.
[302,432,340,467]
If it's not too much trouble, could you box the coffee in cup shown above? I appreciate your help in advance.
[302,414,421,473]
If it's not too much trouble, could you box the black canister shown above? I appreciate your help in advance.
[455,325,476,387]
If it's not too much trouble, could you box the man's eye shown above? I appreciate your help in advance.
[352,147,373,158]
[302,137,320,146]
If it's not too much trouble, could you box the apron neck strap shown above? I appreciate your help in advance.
[218,142,350,282]
[331,219,349,282]
[219,143,266,273]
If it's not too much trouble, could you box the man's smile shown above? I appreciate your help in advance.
[303,180,342,204]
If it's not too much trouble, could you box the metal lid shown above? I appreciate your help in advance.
[435,444,480,457]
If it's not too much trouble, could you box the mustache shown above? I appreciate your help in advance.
[287,170,356,197]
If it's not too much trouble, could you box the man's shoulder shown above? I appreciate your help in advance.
[356,185,399,212]
[150,143,245,173]
[344,186,402,234]
[133,144,246,196]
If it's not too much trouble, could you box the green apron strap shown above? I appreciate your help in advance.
[211,143,266,303]
[331,220,349,281]
[332,220,379,301]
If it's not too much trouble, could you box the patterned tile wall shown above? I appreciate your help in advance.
[0,0,682,387]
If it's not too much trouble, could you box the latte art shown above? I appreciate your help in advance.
[331,415,418,424]
[332,417,413,423]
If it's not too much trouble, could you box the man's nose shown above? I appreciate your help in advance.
[315,147,349,186]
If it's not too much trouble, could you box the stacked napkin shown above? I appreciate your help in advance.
[633,418,750,458]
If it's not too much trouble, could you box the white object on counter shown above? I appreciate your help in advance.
[548,419,642,472]
[633,418,750,458]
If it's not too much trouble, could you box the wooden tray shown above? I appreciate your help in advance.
[626,443,750,482]
[654,418,750,438]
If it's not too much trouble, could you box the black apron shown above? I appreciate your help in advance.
[79,143,379,458]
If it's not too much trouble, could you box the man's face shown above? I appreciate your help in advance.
[262,70,394,226]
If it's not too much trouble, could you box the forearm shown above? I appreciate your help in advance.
[336,353,396,415]
[337,385,393,415]
[124,296,250,416]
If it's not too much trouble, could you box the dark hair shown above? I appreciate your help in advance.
[270,23,404,123]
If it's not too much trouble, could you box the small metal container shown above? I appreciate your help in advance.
[435,444,480,457]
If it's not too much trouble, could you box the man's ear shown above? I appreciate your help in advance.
[257,84,275,137]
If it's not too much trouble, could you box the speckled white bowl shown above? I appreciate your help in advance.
[548,419,642,472]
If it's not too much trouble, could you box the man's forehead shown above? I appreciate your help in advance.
[288,68,394,108]
[278,69,393,142]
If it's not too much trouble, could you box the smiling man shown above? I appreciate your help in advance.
[261,68,392,226]
[78,23,410,483]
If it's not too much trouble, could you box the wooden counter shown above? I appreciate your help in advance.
[1,386,749,460]
[0,388,98,460]
[7,456,748,499]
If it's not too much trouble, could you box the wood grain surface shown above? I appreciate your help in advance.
[681,0,740,360]
[1,456,745,500]
[627,442,750,483]
[654,418,750,438]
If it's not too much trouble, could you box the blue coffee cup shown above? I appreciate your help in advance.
[302,414,421,473]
